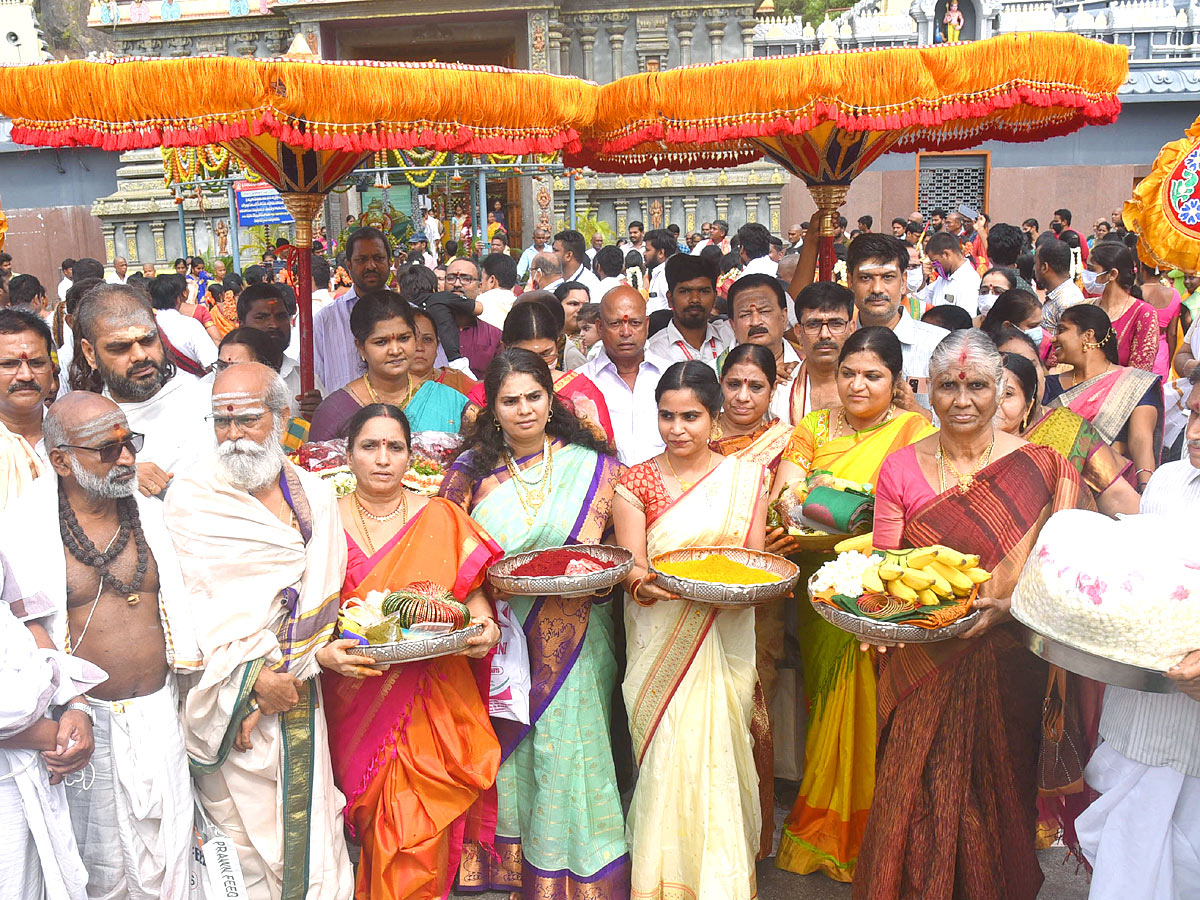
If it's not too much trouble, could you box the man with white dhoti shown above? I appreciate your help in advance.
[1076,372,1200,900]
[0,549,103,900]
[74,283,212,497]
[0,392,201,900]
[164,362,355,900]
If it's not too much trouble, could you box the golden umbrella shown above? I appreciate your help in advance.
[573,33,1127,280]
[0,53,597,389]
[1122,113,1200,273]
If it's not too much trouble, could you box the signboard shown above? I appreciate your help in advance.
[234,181,294,227]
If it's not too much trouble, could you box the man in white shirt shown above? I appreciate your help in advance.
[736,222,779,280]
[1075,374,1200,900]
[592,245,626,302]
[578,286,666,465]
[529,251,564,292]
[75,284,213,493]
[918,231,982,316]
[148,274,218,373]
[553,229,602,299]
[690,219,731,256]
[724,274,805,424]
[423,209,443,259]
[104,256,129,285]
[313,226,392,392]
[645,253,730,371]
[57,258,74,302]
[238,283,324,420]
[477,252,518,330]
[848,233,947,413]
[410,234,437,269]
[585,231,604,262]
[309,255,335,318]
[517,225,553,282]
[643,228,675,314]
[626,221,646,266]
[1036,238,1086,333]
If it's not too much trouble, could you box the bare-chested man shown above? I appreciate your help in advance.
[0,392,200,899]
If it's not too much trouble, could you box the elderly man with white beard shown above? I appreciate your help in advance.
[0,392,201,900]
[164,362,355,900]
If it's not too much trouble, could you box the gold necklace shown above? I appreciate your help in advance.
[505,438,553,526]
[363,371,415,408]
[833,405,895,439]
[663,450,711,491]
[935,433,996,494]
[352,491,409,554]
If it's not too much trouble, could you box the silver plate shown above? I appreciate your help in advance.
[1024,631,1177,694]
[488,545,634,598]
[807,575,980,643]
[347,623,485,668]
[650,547,801,608]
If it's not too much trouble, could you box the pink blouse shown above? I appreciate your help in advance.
[871,445,937,550]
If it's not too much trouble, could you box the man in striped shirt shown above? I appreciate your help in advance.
[1075,372,1200,899]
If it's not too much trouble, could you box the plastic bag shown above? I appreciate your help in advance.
[488,599,531,724]
[191,802,248,900]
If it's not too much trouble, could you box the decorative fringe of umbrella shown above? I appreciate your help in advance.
[1123,114,1200,273]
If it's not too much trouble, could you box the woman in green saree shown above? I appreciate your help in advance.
[440,348,629,899]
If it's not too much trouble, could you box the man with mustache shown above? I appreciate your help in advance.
[725,274,807,425]
[0,309,55,506]
[164,362,356,900]
[644,253,731,371]
[847,233,947,414]
[0,392,201,900]
[578,285,667,464]
[75,283,212,497]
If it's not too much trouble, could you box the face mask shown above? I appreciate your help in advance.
[1051,221,1064,235]
[906,268,924,292]
[1079,269,1107,297]
[1023,325,1044,346]
[978,292,997,315]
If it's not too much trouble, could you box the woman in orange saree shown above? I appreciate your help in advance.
[321,403,504,900]
[854,330,1092,900]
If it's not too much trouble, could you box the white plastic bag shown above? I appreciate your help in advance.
[192,802,248,900]
[488,599,531,724]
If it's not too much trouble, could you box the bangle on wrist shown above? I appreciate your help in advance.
[1135,467,1154,477]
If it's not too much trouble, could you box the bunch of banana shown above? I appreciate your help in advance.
[852,542,991,607]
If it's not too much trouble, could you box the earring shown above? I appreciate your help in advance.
[494,420,501,431]
[547,409,554,421]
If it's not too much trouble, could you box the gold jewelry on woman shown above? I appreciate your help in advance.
[352,490,409,554]
[1081,328,1115,353]
[663,449,712,491]
[935,433,997,494]
[833,404,895,439]
[505,437,554,526]
[364,371,415,408]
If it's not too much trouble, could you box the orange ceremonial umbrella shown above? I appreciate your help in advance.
[571,33,1128,280]
[1122,112,1200,274]
[0,53,596,390]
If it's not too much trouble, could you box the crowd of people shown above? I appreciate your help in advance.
[0,200,1197,900]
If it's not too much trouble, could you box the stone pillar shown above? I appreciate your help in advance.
[614,199,629,236]
[739,18,757,59]
[151,221,167,263]
[715,195,730,223]
[745,194,759,225]
[548,21,563,75]
[768,194,782,234]
[120,224,139,263]
[675,16,696,67]
[101,223,116,266]
[607,15,628,80]
[578,21,599,81]
[706,15,727,62]
[682,197,698,235]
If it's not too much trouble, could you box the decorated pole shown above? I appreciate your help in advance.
[809,185,849,283]
[280,193,324,394]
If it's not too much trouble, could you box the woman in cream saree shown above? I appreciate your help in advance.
[614,361,770,900]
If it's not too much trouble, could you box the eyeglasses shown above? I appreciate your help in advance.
[445,273,478,284]
[206,412,268,430]
[799,317,850,335]
[979,284,1009,296]
[57,432,144,463]
[0,355,53,375]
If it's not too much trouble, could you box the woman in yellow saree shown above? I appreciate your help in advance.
[615,361,770,900]
[773,327,935,883]
[321,404,504,900]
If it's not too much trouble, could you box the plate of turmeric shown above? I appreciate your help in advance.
[650,547,800,607]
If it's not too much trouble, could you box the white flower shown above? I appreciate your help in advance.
[812,550,877,598]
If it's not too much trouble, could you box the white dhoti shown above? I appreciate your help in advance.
[65,681,193,900]
[1077,741,1200,900]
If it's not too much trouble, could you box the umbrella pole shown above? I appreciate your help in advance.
[809,184,849,283]
[281,193,324,394]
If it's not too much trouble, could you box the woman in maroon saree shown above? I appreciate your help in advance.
[856,330,1093,900]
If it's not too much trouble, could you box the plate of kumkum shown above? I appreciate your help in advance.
[650,547,800,607]
[488,545,633,598]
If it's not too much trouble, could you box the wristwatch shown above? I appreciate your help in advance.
[62,702,95,726]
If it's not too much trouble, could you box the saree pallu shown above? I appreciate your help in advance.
[853,444,1091,900]
[1045,366,1164,462]
[1023,406,1133,492]
[778,410,935,884]
[442,442,631,899]
[620,455,768,900]
[322,498,504,900]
